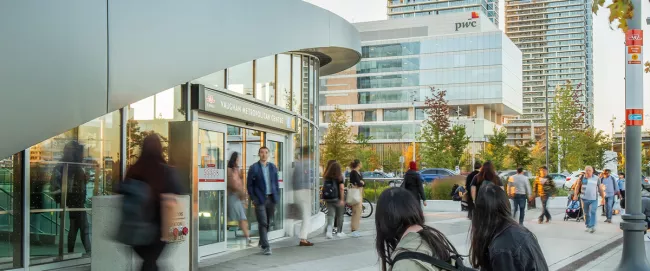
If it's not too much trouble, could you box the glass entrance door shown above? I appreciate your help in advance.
[266,133,286,238]
[197,122,228,257]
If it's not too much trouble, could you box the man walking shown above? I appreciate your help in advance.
[510,168,532,225]
[465,161,481,219]
[600,169,620,223]
[533,166,548,212]
[573,166,605,233]
[247,146,280,255]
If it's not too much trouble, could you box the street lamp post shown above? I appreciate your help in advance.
[544,76,549,169]
[411,90,416,162]
[617,2,650,269]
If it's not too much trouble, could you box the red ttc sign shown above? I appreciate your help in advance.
[627,29,644,46]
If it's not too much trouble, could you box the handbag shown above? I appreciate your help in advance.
[346,186,363,205]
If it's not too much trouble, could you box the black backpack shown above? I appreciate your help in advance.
[321,178,339,200]
[116,178,158,246]
[393,251,477,271]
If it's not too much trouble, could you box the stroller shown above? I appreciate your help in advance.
[564,196,584,222]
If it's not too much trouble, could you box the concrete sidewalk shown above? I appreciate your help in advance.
[199,207,625,271]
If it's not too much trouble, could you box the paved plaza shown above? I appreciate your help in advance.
[198,206,639,271]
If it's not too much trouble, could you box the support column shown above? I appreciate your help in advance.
[617,1,650,269]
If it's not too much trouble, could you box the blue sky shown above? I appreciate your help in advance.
[305,0,650,134]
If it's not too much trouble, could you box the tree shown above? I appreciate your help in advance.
[321,108,354,167]
[382,148,402,173]
[449,125,470,166]
[402,143,421,170]
[354,134,380,171]
[550,80,586,171]
[510,142,533,168]
[480,127,509,170]
[419,87,454,168]
[529,141,546,173]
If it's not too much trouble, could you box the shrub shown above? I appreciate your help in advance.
[427,178,465,200]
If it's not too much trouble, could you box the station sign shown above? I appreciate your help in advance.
[626,109,643,126]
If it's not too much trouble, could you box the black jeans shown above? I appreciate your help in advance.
[68,211,91,253]
[539,196,551,221]
[134,240,166,271]
[512,194,528,225]
[254,196,276,249]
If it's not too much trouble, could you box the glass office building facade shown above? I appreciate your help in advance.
[504,0,594,145]
[320,13,522,163]
[0,53,323,269]
[387,0,499,26]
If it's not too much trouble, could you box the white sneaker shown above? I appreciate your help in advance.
[336,232,347,238]
[351,231,362,238]
[326,225,333,239]
[589,227,596,233]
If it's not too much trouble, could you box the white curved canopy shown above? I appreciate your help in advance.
[0,0,361,159]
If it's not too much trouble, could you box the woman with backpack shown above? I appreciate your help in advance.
[322,161,345,239]
[376,187,470,271]
[227,152,252,246]
[470,161,502,203]
[403,161,427,207]
[123,134,183,271]
[470,182,548,271]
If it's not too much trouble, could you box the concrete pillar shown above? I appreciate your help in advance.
[476,105,485,119]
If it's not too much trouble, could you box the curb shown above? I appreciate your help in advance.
[550,235,624,271]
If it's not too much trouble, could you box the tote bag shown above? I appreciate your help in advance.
[346,187,363,205]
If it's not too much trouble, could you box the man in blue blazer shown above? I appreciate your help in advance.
[247,146,280,255]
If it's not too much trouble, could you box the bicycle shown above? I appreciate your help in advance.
[319,187,374,218]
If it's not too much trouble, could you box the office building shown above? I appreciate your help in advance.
[319,12,522,164]
[504,0,594,145]
[387,0,499,26]
[0,1,360,269]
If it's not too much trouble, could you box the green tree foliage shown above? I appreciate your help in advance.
[592,0,634,31]
[551,81,585,171]
[449,125,470,166]
[321,108,354,167]
[510,142,533,168]
[479,127,508,170]
[382,148,402,173]
[419,87,470,169]
[354,134,380,171]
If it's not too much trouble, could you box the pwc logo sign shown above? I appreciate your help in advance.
[455,12,479,31]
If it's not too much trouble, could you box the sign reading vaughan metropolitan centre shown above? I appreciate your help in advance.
[195,87,296,132]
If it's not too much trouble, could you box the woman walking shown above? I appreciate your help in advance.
[470,161,502,202]
[375,187,465,271]
[227,152,252,246]
[348,159,365,238]
[470,182,548,271]
[123,134,183,271]
[322,162,346,239]
[403,161,427,207]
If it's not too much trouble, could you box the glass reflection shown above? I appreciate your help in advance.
[292,55,302,114]
[227,61,253,96]
[0,153,22,269]
[255,56,276,104]
[277,54,291,110]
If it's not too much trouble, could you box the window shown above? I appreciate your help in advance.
[0,152,22,269]
[255,56,275,104]
[227,61,253,96]
[292,55,302,114]
[415,108,428,120]
[277,54,291,110]
[323,111,334,123]
[194,70,225,90]
[361,42,421,58]
[352,110,377,122]
[383,109,409,121]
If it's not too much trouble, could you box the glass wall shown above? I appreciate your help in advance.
[227,61,253,96]
[29,110,121,265]
[0,153,23,269]
[277,54,291,110]
[352,110,377,122]
[255,56,276,104]
[383,109,409,121]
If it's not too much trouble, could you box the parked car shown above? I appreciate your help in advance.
[419,168,459,183]
[548,173,568,189]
